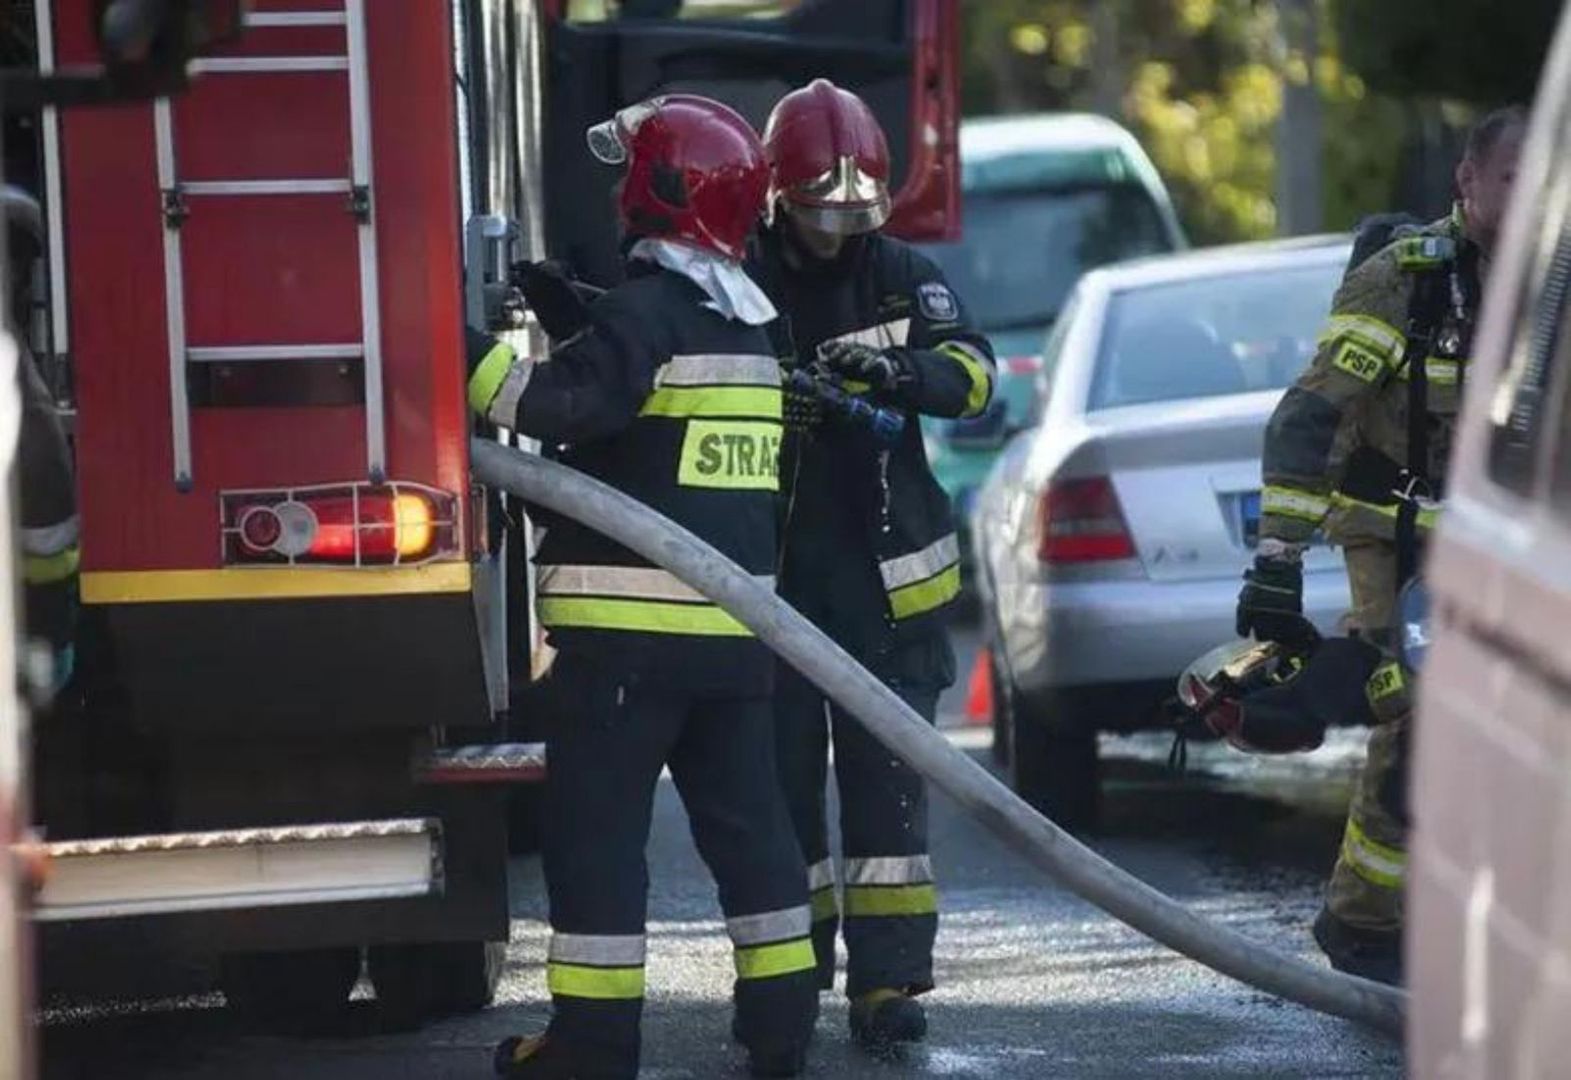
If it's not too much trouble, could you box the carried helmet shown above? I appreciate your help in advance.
[585,94,769,262]
[1176,635,1383,755]
[762,78,891,236]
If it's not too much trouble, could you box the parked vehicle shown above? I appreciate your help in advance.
[920,113,1187,585]
[970,236,1354,825]
[1409,7,1571,1074]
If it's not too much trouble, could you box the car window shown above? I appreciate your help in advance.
[1026,292,1078,426]
[921,184,1170,334]
[1087,259,1343,411]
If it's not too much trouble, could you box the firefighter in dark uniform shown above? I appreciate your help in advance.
[470,95,818,1080]
[4,185,78,700]
[1237,106,1526,984]
[749,80,996,1050]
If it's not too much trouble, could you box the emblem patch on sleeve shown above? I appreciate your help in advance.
[916,282,959,322]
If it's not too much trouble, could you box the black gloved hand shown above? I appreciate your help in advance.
[817,340,910,392]
[511,259,604,340]
[1236,555,1317,647]
[782,368,823,433]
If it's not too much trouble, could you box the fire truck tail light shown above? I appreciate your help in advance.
[223,483,457,566]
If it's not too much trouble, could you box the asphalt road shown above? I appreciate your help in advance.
[38,630,1404,1079]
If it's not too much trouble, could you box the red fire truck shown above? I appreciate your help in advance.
[15,0,958,1034]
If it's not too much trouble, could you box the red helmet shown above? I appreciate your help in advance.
[586,94,768,262]
[763,79,891,236]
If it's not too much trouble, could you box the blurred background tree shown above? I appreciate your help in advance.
[961,0,1558,245]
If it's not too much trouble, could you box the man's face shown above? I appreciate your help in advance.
[1457,125,1526,252]
[784,209,847,262]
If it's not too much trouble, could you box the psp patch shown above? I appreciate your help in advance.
[916,282,959,322]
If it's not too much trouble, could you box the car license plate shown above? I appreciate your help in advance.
[1240,491,1261,547]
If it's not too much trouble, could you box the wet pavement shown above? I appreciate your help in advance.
[38,630,1403,1079]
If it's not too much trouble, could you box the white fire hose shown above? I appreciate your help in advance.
[472,440,1405,1037]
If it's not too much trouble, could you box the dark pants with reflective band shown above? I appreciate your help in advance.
[1326,543,1408,933]
[774,663,938,998]
[542,654,818,1078]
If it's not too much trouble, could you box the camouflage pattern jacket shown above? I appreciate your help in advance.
[1260,207,1482,550]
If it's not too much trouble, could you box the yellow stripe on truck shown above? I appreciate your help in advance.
[80,563,473,605]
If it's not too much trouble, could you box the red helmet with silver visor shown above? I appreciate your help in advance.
[585,94,769,262]
[763,78,892,236]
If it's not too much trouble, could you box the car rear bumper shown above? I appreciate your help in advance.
[1001,568,1351,699]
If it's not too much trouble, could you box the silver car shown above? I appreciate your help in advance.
[970,237,1355,826]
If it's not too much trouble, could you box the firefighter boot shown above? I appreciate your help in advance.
[849,988,927,1052]
[1312,908,1403,986]
[494,1033,622,1080]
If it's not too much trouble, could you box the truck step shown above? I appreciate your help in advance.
[31,817,442,922]
[417,742,547,785]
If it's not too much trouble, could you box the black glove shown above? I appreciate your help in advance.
[511,259,604,340]
[1236,555,1317,647]
[782,368,823,433]
[817,340,910,393]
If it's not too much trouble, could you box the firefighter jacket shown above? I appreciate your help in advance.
[1260,208,1481,551]
[17,342,78,668]
[468,262,782,696]
[750,228,996,665]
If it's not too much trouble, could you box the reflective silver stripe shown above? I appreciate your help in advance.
[549,932,647,967]
[656,354,780,388]
[878,534,960,591]
[726,905,812,947]
[807,858,836,892]
[485,360,535,428]
[844,855,934,887]
[1320,314,1405,360]
[538,564,774,603]
[21,515,79,557]
[819,318,911,353]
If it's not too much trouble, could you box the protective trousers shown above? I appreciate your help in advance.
[541,654,819,1078]
[1326,543,1408,933]
[773,662,938,998]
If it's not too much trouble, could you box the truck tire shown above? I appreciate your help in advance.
[1008,689,1100,831]
[220,946,361,1032]
[368,939,505,1029]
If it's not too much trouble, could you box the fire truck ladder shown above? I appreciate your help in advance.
[156,2,385,491]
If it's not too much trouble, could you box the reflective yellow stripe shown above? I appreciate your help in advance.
[1341,819,1405,890]
[538,596,752,637]
[936,341,994,418]
[1366,662,1406,704]
[1320,314,1405,360]
[1394,357,1462,385]
[888,564,961,620]
[676,420,782,491]
[23,545,80,586]
[546,962,645,1000]
[734,938,816,981]
[1262,485,1331,524]
[844,883,938,917]
[1330,492,1441,533]
[80,564,473,604]
[810,886,838,922]
[879,534,960,591]
[640,385,782,420]
[467,341,517,414]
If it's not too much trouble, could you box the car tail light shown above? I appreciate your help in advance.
[1037,477,1136,564]
[222,482,459,566]
[1005,354,1042,376]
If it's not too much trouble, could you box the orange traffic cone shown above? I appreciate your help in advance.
[964,646,994,726]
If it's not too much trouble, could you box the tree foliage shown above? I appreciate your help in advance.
[960,0,1537,245]
[1334,0,1560,105]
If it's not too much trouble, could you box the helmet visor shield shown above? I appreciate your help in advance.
[586,119,628,165]
[778,155,891,235]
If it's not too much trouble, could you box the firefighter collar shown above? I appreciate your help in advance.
[629,238,777,326]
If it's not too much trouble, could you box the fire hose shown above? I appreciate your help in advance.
[472,439,1405,1037]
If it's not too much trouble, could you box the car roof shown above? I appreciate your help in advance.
[960,112,1142,158]
[1082,234,1352,294]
